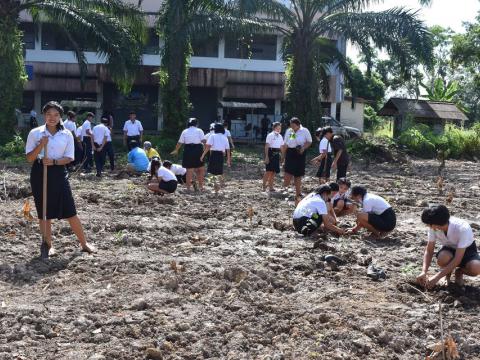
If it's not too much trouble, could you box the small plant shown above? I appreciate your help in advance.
[401,263,419,276]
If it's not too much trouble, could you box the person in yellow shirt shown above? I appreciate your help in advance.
[143,141,161,160]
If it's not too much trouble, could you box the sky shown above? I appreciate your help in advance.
[348,0,480,63]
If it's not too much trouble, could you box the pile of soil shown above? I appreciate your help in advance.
[0,158,479,359]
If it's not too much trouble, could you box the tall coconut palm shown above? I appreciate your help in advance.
[0,0,146,143]
[239,0,433,129]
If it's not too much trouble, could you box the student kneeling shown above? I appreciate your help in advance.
[417,205,480,288]
[349,186,396,237]
[148,159,178,195]
[292,185,345,236]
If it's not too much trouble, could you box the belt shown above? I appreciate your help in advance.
[269,148,281,152]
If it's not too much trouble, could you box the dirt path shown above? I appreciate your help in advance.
[0,159,479,360]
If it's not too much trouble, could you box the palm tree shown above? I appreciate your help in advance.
[156,0,274,135]
[0,0,146,143]
[240,0,433,129]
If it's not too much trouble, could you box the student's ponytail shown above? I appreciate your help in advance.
[150,157,161,178]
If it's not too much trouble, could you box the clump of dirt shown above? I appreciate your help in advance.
[0,159,479,359]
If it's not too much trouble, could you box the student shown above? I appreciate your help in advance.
[147,159,178,195]
[333,178,356,216]
[261,114,270,140]
[127,140,149,173]
[262,122,284,192]
[204,122,215,142]
[25,101,94,256]
[123,111,143,150]
[92,117,109,177]
[331,134,350,180]
[143,141,160,160]
[348,186,396,237]
[29,109,38,129]
[103,120,115,172]
[311,127,334,184]
[74,122,84,167]
[171,118,206,191]
[417,205,480,288]
[169,163,187,184]
[200,123,231,178]
[292,185,345,236]
[223,120,235,150]
[81,112,95,172]
[63,111,77,171]
[282,117,312,202]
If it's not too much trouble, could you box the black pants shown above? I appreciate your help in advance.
[127,136,140,151]
[293,215,323,236]
[336,162,348,180]
[94,143,106,175]
[82,137,93,170]
[104,141,115,171]
[74,140,84,166]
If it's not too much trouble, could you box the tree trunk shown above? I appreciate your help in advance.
[0,10,26,144]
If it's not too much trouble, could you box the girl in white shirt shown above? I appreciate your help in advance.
[348,186,396,237]
[25,101,94,258]
[311,127,334,184]
[200,123,231,176]
[147,158,178,195]
[262,122,284,192]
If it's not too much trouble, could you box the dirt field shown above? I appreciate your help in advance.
[1,154,480,360]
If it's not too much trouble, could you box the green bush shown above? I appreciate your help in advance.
[398,126,436,157]
[0,134,25,159]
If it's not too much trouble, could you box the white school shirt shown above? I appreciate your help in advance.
[63,119,77,133]
[81,119,92,138]
[332,190,350,202]
[428,217,474,249]
[319,137,332,153]
[123,119,143,136]
[76,126,83,140]
[178,126,204,144]
[224,129,232,138]
[293,193,328,219]
[266,131,284,149]
[284,126,313,148]
[92,124,109,145]
[362,193,391,215]
[170,164,187,176]
[204,131,214,142]
[25,125,75,160]
[157,166,177,182]
[207,133,230,152]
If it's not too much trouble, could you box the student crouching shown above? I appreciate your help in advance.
[147,158,178,195]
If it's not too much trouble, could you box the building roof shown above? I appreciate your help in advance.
[377,98,468,121]
[343,96,374,104]
[219,101,267,109]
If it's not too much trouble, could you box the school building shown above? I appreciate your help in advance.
[19,0,346,136]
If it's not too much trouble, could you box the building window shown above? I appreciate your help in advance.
[41,24,71,50]
[144,28,160,55]
[225,35,277,60]
[192,36,219,57]
[20,23,35,50]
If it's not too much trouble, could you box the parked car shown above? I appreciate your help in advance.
[318,116,362,139]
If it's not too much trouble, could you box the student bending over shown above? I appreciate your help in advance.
[348,186,396,237]
[147,159,178,195]
[292,185,345,236]
[417,205,480,288]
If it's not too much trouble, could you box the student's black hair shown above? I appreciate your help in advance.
[162,160,172,168]
[421,205,450,226]
[337,177,351,188]
[188,118,198,127]
[223,120,229,127]
[290,117,301,126]
[329,182,339,192]
[150,156,161,178]
[314,184,331,196]
[86,112,94,118]
[351,185,367,198]
[67,110,76,119]
[214,122,225,134]
[101,117,109,124]
[42,101,65,130]
[272,121,281,129]
[129,111,136,115]
[130,140,138,149]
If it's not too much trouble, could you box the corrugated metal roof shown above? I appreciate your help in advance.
[219,101,267,109]
[378,98,468,121]
[60,100,102,109]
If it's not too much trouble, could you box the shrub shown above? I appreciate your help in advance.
[0,134,25,159]
[398,126,436,157]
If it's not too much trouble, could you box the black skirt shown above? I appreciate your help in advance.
[284,147,307,177]
[208,151,224,175]
[316,154,333,178]
[182,143,204,169]
[265,148,281,173]
[159,180,178,193]
[368,207,396,232]
[30,160,77,220]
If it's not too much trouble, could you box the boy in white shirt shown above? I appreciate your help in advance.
[417,205,480,288]
[92,117,109,177]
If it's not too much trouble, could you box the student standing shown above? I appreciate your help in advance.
[292,185,345,236]
[74,122,84,167]
[103,121,115,172]
[223,120,235,150]
[92,117,109,177]
[25,101,94,256]
[262,122,284,192]
[282,117,312,202]
[311,127,334,184]
[127,140,149,173]
[63,111,77,172]
[147,159,178,195]
[200,123,231,178]
[417,205,480,288]
[81,112,94,172]
[348,186,396,237]
[331,135,350,180]
[171,118,206,191]
[123,111,143,150]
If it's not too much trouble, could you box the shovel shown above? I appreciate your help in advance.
[40,143,51,259]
